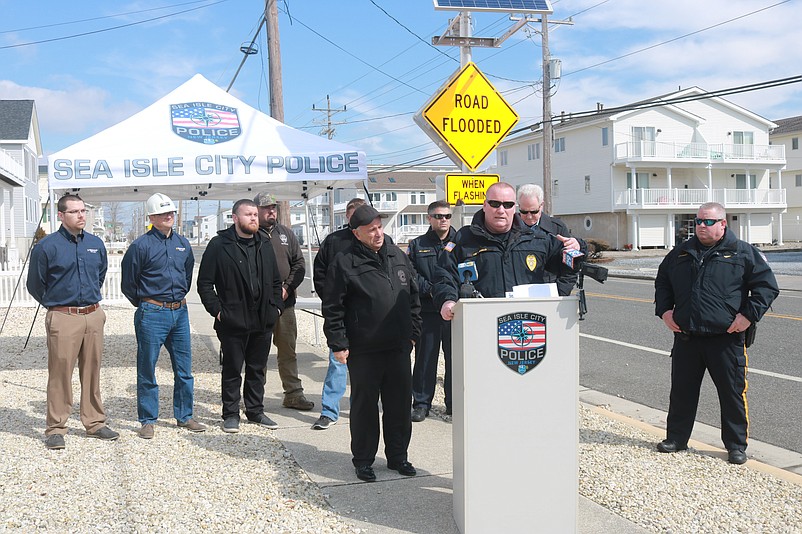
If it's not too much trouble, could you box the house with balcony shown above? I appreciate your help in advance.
[496,87,787,249]
[1,100,42,265]
[769,115,802,242]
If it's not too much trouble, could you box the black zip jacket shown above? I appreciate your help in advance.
[407,226,457,313]
[654,229,779,334]
[197,225,283,334]
[433,211,580,308]
[259,223,305,308]
[322,240,421,352]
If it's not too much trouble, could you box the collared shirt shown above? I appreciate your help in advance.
[26,225,107,308]
[121,227,194,306]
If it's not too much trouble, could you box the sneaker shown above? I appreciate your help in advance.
[222,417,240,433]
[87,426,120,441]
[177,419,207,432]
[283,395,315,411]
[411,407,428,422]
[138,424,155,439]
[45,434,65,450]
[311,415,337,430]
[247,414,279,429]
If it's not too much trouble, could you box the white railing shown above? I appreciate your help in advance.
[614,188,786,208]
[614,142,784,163]
[0,149,25,186]
[373,201,399,212]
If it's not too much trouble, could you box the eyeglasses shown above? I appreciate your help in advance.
[519,209,540,215]
[62,209,87,215]
[486,200,516,209]
[429,213,452,220]
[694,218,723,226]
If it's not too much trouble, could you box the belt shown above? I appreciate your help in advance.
[49,303,100,315]
[142,298,186,310]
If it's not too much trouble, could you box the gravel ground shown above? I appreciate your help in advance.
[2,306,801,533]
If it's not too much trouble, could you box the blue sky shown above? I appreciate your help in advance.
[2,0,800,169]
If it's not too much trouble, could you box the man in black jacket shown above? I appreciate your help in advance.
[517,183,578,296]
[654,202,778,464]
[322,204,422,482]
[407,200,456,422]
[254,191,313,411]
[197,199,284,433]
[435,182,582,321]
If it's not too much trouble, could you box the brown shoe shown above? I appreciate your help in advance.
[138,424,155,439]
[283,395,314,411]
[177,419,207,432]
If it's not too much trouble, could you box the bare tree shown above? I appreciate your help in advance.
[105,202,122,241]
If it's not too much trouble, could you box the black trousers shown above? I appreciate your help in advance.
[412,311,452,410]
[218,330,272,420]
[347,343,413,467]
[666,332,749,451]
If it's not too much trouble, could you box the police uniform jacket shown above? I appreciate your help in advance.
[197,225,283,334]
[433,211,578,308]
[407,226,457,313]
[258,223,305,308]
[121,227,193,307]
[322,239,421,353]
[654,228,779,335]
[535,213,578,296]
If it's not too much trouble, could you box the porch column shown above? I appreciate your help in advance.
[777,169,784,245]
[628,214,639,251]
[707,164,713,202]
[7,190,18,263]
[0,186,6,266]
[630,166,638,205]
[667,213,675,248]
[746,213,752,244]
[667,167,673,203]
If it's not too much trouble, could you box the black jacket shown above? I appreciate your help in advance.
[433,211,581,308]
[534,213,578,296]
[197,226,283,334]
[407,226,457,313]
[654,229,779,335]
[322,240,421,353]
[259,223,305,308]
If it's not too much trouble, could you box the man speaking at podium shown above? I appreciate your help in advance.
[434,182,583,321]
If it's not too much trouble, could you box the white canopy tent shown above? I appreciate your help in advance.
[47,74,367,203]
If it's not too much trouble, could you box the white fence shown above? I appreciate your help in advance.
[0,256,127,307]
[614,188,786,208]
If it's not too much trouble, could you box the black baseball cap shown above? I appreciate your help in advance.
[349,205,386,229]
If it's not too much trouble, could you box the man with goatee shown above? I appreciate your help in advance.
[198,199,284,433]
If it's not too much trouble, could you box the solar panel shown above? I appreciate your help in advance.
[433,0,553,14]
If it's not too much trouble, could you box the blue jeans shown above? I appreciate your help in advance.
[134,302,194,424]
[320,349,348,420]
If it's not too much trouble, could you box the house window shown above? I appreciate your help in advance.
[552,179,559,197]
[795,174,801,187]
[626,172,650,189]
[369,193,381,202]
[735,174,756,189]
[554,137,566,153]
[499,150,508,166]
[385,192,397,201]
[732,131,754,158]
[601,127,609,147]
[584,175,591,194]
[793,137,799,150]
[631,126,656,156]
[527,143,540,160]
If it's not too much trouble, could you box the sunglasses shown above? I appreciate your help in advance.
[694,218,723,226]
[486,200,516,209]
[519,209,540,215]
[430,213,452,220]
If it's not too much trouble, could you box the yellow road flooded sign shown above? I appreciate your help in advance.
[414,62,518,171]
[446,174,499,205]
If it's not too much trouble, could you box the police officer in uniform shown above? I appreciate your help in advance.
[322,204,421,482]
[654,202,779,464]
[407,200,456,422]
[435,182,582,320]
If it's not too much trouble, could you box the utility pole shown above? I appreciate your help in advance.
[265,0,291,227]
[312,95,347,233]
[541,15,552,216]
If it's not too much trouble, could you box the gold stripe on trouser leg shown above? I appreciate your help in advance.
[742,343,749,443]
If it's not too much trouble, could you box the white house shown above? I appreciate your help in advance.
[0,100,42,264]
[769,116,802,242]
[496,87,787,249]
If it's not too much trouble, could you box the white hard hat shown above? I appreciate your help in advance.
[146,193,177,216]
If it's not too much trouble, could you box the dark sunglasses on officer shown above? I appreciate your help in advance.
[694,218,724,226]
[429,213,452,220]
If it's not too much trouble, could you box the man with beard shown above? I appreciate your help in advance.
[254,191,313,411]
[322,205,421,482]
[197,199,283,433]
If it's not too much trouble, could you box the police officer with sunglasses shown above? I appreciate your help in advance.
[654,202,779,465]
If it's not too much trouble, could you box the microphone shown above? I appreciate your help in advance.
[457,261,482,298]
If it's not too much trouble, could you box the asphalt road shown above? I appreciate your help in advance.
[578,276,802,455]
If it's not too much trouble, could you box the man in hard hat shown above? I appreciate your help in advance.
[254,191,313,411]
[122,193,206,439]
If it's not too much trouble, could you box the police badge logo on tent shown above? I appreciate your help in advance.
[497,312,546,375]
[171,102,241,145]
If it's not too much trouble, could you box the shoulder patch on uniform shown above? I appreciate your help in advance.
[444,241,456,252]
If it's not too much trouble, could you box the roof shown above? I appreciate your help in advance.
[366,166,457,191]
[771,115,802,136]
[0,100,34,140]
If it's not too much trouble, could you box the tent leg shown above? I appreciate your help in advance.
[304,199,320,347]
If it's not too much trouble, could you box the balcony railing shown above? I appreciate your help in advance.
[614,142,785,163]
[0,149,25,186]
[614,188,786,208]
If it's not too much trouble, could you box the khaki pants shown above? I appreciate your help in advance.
[272,306,303,398]
[45,308,107,435]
